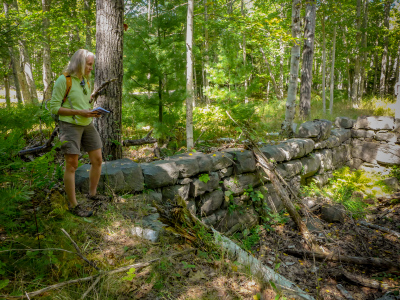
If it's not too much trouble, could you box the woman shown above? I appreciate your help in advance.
[50,49,103,217]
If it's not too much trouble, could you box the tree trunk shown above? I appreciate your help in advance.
[299,0,316,119]
[42,0,52,101]
[359,0,369,98]
[281,0,301,136]
[202,0,209,104]
[84,0,93,51]
[260,48,280,99]
[322,13,326,114]
[241,0,248,103]
[329,24,336,114]
[3,58,11,108]
[351,0,362,107]
[186,0,194,149]
[379,0,391,98]
[94,0,124,160]
[19,40,38,104]
[342,26,351,102]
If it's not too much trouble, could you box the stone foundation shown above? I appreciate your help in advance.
[75,115,400,233]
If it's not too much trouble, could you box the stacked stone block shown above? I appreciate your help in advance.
[76,116,400,232]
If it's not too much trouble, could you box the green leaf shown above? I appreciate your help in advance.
[0,279,9,290]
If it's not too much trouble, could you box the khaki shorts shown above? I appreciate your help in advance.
[59,121,102,155]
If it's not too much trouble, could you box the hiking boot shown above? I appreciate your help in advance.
[70,204,93,217]
[86,194,111,202]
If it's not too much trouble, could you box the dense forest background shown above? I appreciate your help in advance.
[1,0,400,145]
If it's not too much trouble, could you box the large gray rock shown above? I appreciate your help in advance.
[321,204,345,223]
[223,173,262,196]
[190,172,220,197]
[325,135,341,148]
[281,138,315,160]
[330,128,351,144]
[300,155,321,179]
[218,167,233,178]
[289,176,301,196]
[76,159,145,194]
[210,151,234,171]
[169,154,200,178]
[354,116,394,130]
[306,172,333,188]
[276,160,302,179]
[162,184,190,201]
[382,177,400,191]
[216,206,259,233]
[375,131,398,143]
[199,189,224,216]
[332,145,351,167]
[132,189,163,204]
[352,140,400,165]
[314,149,333,173]
[260,145,287,162]
[225,149,256,174]
[141,160,179,189]
[351,129,375,139]
[298,119,332,142]
[335,117,354,129]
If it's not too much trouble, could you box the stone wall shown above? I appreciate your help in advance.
[75,116,400,233]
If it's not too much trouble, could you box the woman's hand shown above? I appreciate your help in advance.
[78,110,101,118]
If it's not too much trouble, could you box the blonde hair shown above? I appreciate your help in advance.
[64,49,95,79]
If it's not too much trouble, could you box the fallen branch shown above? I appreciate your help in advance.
[340,270,389,290]
[61,228,99,271]
[1,251,191,299]
[90,78,118,104]
[80,275,102,300]
[225,111,316,250]
[18,126,59,157]
[122,129,157,146]
[285,249,397,270]
[336,284,354,300]
[358,220,400,238]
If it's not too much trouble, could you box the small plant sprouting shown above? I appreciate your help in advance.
[122,267,136,281]
[199,173,210,183]
[182,261,196,269]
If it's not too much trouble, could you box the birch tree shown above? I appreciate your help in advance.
[186,0,194,149]
[380,0,392,98]
[330,24,336,114]
[299,0,316,119]
[281,0,301,136]
[42,0,52,101]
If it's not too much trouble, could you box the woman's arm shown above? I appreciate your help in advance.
[57,107,100,118]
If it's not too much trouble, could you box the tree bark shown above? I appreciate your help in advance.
[202,0,209,104]
[186,0,194,149]
[241,0,248,103]
[94,0,124,160]
[329,24,336,114]
[281,0,301,136]
[3,59,11,108]
[299,0,316,119]
[19,40,38,104]
[321,13,327,114]
[42,0,52,101]
[379,0,391,98]
[351,0,362,107]
[359,0,369,98]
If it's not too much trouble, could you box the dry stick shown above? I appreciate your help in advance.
[358,220,400,238]
[122,129,157,146]
[285,249,398,269]
[340,270,389,290]
[80,275,102,300]
[1,250,192,299]
[90,78,118,104]
[336,284,354,300]
[60,228,99,271]
[224,111,316,249]
[0,248,75,255]
[18,127,59,157]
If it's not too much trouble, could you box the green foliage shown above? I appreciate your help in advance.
[233,225,262,252]
[122,268,137,281]
[244,185,264,204]
[199,173,210,183]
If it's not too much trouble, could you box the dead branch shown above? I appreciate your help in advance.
[225,111,316,250]
[358,220,400,238]
[18,126,59,157]
[80,275,102,300]
[90,78,118,104]
[285,249,398,270]
[122,129,157,146]
[61,228,99,271]
[1,250,191,299]
[340,270,389,290]
[336,284,354,300]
